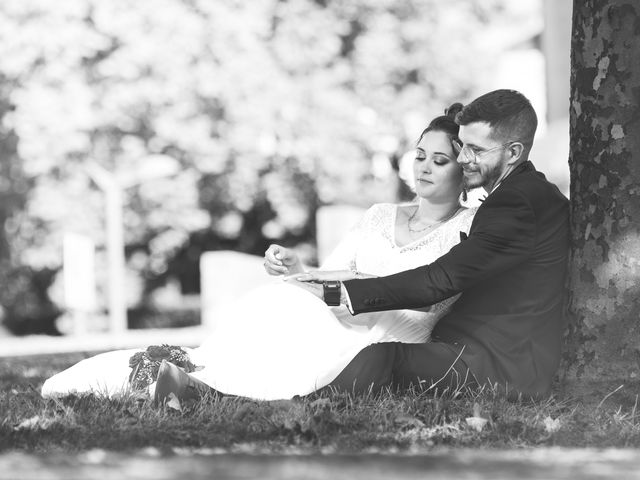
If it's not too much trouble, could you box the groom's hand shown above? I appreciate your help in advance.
[294,270,377,282]
[285,274,352,310]
[293,270,354,282]
[283,275,324,300]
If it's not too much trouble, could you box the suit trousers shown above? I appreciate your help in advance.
[326,341,476,395]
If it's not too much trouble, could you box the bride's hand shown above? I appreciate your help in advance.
[264,244,303,276]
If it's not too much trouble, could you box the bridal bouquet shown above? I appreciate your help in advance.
[128,345,197,391]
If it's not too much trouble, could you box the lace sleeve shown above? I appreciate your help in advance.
[458,206,477,235]
[319,205,378,271]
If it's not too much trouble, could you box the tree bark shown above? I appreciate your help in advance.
[565,0,640,380]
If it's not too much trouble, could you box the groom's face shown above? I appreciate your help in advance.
[457,121,512,192]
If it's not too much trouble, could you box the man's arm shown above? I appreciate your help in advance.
[343,188,536,314]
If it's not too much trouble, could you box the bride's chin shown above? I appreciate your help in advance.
[415,184,435,197]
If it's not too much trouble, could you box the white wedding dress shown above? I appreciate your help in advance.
[42,204,475,400]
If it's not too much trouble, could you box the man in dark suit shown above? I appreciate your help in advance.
[294,89,569,400]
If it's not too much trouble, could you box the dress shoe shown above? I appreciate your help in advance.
[154,360,212,405]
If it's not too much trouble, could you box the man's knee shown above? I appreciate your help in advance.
[328,342,400,394]
[393,342,475,393]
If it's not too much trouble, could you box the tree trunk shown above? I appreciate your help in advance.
[565,0,640,380]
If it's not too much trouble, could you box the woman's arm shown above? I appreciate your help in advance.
[263,244,305,276]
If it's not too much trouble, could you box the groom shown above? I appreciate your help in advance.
[294,89,569,400]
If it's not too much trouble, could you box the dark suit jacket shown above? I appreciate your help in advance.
[343,161,569,398]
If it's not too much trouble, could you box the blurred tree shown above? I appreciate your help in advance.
[564,0,640,381]
[0,0,526,331]
[0,79,25,260]
[0,77,60,334]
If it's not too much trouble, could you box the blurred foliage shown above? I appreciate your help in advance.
[0,76,61,334]
[0,0,525,333]
[127,306,200,330]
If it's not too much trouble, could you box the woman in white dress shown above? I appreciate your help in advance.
[41,104,477,401]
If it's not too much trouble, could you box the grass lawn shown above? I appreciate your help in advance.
[2,352,640,454]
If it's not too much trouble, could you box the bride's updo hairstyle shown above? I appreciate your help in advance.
[415,102,466,200]
[417,102,464,151]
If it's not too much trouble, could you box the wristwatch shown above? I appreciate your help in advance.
[322,280,342,306]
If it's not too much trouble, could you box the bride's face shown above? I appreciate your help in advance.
[413,130,463,202]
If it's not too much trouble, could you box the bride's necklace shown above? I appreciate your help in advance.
[407,205,461,233]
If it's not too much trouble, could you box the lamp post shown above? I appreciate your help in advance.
[86,155,180,334]
[86,162,127,334]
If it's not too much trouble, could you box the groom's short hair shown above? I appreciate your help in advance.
[456,89,537,150]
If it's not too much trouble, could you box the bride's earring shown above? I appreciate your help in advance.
[462,188,468,202]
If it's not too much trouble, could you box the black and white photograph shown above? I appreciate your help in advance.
[1,0,640,478]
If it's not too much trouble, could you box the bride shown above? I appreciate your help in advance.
[41,104,477,401]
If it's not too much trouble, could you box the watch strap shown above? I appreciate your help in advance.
[323,280,342,306]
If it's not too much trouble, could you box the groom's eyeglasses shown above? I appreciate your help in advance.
[455,141,513,164]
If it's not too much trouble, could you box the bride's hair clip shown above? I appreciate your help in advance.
[444,102,464,119]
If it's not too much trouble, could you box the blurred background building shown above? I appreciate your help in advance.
[0,0,571,339]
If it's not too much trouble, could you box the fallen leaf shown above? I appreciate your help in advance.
[465,402,489,432]
[543,416,561,433]
[465,416,488,432]
[14,416,40,431]
[166,393,182,412]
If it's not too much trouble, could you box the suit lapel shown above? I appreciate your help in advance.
[466,161,535,235]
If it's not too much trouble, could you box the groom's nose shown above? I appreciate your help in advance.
[456,151,469,164]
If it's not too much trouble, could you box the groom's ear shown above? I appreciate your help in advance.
[506,142,524,165]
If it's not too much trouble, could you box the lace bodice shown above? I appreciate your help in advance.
[321,202,475,275]
[319,203,476,340]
